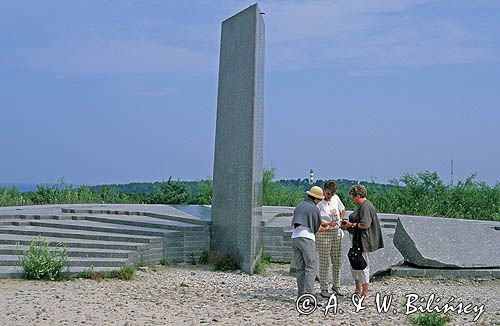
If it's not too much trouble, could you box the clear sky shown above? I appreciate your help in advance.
[1,0,499,185]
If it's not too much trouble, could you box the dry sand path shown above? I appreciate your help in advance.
[0,264,498,325]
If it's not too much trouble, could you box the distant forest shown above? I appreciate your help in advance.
[89,178,388,195]
[1,170,498,221]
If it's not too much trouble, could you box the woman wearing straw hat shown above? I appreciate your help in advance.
[291,186,329,298]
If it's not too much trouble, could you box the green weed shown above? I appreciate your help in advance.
[107,266,136,280]
[408,312,452,326]
[19,237,68,281]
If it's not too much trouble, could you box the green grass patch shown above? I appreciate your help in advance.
[78,266,136,281]
[107,266,136,280]
[408,312,452,326]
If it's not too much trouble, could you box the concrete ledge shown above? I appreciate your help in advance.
[391,266,500,279]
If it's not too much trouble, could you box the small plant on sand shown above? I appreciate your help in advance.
[208,252,239,271]
[107,266,136,280]
[408,312,452,326]
[20,237,68,280]
[180,281,189,288]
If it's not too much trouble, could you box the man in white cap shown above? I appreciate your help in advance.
[291,186,328,298]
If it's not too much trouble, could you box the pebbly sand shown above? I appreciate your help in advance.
[0,264,498,325]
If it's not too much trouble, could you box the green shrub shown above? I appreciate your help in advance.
[0,186,32,206]
[20,237,68,280]
[408,312,452,326]
[194,179,212,205]
[107,266,135,280]
[361,172,500,221]
[263,167,303,207]
[149,177,191,204]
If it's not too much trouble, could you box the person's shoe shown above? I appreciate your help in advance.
[320,290,331,298]
[332,287,347,297]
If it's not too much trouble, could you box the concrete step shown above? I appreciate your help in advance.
[61,207,208,226]
[380,223,396,229]
[83,214,205,231]
[0,234,157,251]
[0,266,124,279]
[392,266,500,279]
[0,214,77,221]
[380,217,399,223]
[0,217,81,227]
[0,255,129,267]
[0,225,163,244]
[0,244,136,259]
[26,219,178,237]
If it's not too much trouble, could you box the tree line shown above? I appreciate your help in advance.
[0,170,498,221]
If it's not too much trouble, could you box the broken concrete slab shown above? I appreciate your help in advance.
[393,215,500,268]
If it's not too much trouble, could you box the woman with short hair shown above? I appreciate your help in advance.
[316,180,346,298]
[341,184,384,297]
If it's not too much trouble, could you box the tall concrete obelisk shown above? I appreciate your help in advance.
[211,4,265,274]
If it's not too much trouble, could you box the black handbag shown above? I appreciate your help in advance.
[348,227,367,270]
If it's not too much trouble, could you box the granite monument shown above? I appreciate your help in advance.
[210,4,265,274]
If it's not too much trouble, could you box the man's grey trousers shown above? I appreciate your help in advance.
[291,237,318,297]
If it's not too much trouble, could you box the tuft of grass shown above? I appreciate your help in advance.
[208,252,239,271]
[19,237,68,280]
[78,266,105,281]
[254,251,272,275]
[408,312,452,326]
[198,250,209,264]
[160,256,169,266]
[135,254,146,268]
[180,281,189,288]
[189,251,197,265]
[107,266,136,280]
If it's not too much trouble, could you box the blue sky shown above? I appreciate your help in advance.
[1,0,499,185]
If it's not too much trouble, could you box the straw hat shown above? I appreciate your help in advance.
[306,186,324,200]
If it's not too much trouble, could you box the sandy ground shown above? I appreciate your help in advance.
[0,264,498,325]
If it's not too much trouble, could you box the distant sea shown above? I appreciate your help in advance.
[0,183,38,192]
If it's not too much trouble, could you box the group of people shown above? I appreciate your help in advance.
[291,181,384,299]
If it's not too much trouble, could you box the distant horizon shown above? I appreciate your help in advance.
[1,170,497,190]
